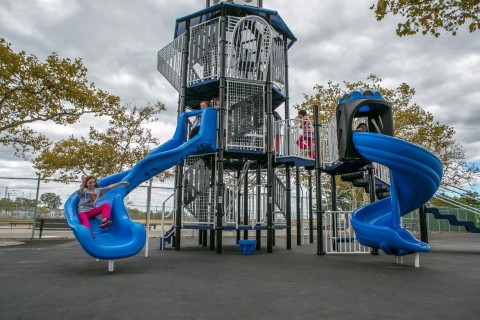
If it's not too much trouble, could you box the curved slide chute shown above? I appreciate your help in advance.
[351,132,443,256]
[64,108,217,260]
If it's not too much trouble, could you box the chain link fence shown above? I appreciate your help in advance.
[0,176,175,240]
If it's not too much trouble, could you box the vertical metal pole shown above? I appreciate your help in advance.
[108,260,114,272]
[202,230,207,247]
[145,178,153,257]
[255,162,261,250]
[367,164,379,255]
[272,167,276,247]
[216,13,227,254]
[331,174,337,251]
[236,170,241,243]
[308,170,314,244]
[367,165,376,203]
[174,19,191,251]
[210,155,216,250]
[30,173,41,240]
[283,34,290,154]
[285,166,292,249]
[419,205,429,243]
[243,169,249,239]
[210,229,215,250]
[266,15,274,254]
[295,168,301,245]
[313,105,325,255]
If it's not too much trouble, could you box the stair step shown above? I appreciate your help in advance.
[376,192,391,199]
[341,171,364,181]
[375,184,389,192]
[352,178,369,187]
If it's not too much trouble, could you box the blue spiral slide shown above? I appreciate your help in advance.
[351,132,443,256]
[64,108,217,260]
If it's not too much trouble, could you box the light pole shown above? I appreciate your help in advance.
[11,190,25,218]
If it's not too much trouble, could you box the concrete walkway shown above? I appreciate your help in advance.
[0,232,479,320]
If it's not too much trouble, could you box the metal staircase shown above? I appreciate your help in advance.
[428,186,480,233]
[340,168,391,200]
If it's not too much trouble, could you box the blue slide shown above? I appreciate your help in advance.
[351,132,443,256]
[64,108,217,260]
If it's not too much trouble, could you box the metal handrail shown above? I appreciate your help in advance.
[161,192,176,250]
[433,193,480,216]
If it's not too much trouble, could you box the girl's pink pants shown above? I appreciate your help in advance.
[78,203,110,229]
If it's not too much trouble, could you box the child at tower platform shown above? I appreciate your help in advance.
[189,100,211,139]
[296,109,315,158]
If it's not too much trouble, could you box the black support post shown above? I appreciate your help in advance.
[215,13,227,254]
[308,170,314,243]
[314,105,325,255]
[367,164,379,255]
[296,167,301,246]
[286,166,292,249]
[174,19,191,251]
[236,170,241,243]
[419,205,429,243]
[283,34,292,250]
[331,174,337,251]
[266,16,274,254]
[255,162,261,250]
[243,168,249,239]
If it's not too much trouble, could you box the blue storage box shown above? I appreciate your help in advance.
[239,239,256,255]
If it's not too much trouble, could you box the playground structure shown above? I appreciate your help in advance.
[63,1,456,267]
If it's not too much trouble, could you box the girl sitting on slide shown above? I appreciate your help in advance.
[77,175,129,237]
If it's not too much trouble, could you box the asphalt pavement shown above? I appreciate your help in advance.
[1,232,479,320]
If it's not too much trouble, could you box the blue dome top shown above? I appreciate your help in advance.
[338,88,384,105]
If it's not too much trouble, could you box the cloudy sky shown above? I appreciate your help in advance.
[1,0,479,180]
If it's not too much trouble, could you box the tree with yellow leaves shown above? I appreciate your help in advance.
[371,0,480,37]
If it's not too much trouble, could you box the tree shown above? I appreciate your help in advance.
[0,38,120,158]
[296,74,480,188]
[0,198,16,216]
[33,101,174,181]
[40,192,62,210]
[371,0,480,37]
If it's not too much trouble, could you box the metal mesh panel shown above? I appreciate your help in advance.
[273,174,286,213]
[188,18,221,85]
[226,80,265,151]
[226,16,272,82]
[225,16,241,71]
[157,33,185,92]
[270,30,286,93]
[182,156,216,225]
[311,117,338,166]
[223,169,242,225]
[225,170,268,227]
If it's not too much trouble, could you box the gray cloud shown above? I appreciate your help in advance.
[1,0,479,176]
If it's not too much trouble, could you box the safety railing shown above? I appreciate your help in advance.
[274,119,315,160]
[323,211,371,254]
